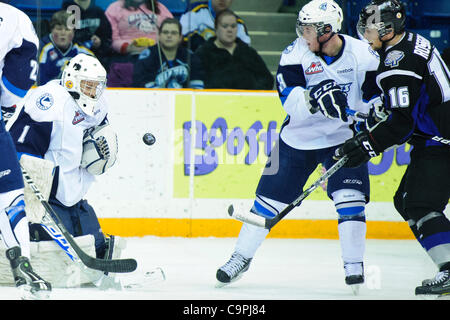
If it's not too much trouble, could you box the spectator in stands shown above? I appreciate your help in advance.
[180,0,251,51]
[105,0,173,58]
[37,10,93,85]
[62,0,113,68]
[133,18,204,89]
[195,9,273,90]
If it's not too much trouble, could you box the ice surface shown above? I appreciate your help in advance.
[0,237,438,301]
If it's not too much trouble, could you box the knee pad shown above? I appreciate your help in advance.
[332,189,366,222]
[250,195,287,219]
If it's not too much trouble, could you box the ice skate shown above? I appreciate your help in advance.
[344,262,364,295]
[216,252,252,288]
[6,246,51,300]
[415,270,450,297]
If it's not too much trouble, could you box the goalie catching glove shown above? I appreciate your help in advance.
[309,79,348,122]
[81,123,118,175]
[334,131,381,168]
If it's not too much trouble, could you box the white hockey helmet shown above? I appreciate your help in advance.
[61,53,107,116]
[296,0,343,38]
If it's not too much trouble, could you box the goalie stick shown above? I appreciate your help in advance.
[228,155,349,230]
[21,166,138,273]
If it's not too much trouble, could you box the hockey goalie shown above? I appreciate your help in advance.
[0,54,128,288]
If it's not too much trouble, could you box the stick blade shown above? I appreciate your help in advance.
[84,256,138,273]
[69,234,138,273]
[77,249,137,273]
[227,204,267,228]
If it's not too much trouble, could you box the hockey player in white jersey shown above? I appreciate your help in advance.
[0,2,52,299]
[216,0,383,293]
[8,53,123,288]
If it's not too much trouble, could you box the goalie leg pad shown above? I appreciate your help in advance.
[19,155,55,223]
[0,234,102,287]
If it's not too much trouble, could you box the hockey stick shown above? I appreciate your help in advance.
[228,109,363,229]
[21,166,138,273]
[345,108,368,120]
[228,155,349,229]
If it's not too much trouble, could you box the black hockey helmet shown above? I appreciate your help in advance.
[357,0,406,39]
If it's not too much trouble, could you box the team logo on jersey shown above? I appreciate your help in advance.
[384,50,404,68]
[283,40,297,54]
[36,93,54,110]
[307,82,352,93]
[319,2,327,10]
[72,111,85,125]
[305,61,324,74]
[49,50,58,61]
[65,80,74,89]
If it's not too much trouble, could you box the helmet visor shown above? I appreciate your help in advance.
[80,79,106,100]
[296,22,322,38]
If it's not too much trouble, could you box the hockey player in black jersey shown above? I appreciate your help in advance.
[334,0,450,296]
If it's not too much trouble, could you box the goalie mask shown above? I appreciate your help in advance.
[81,124,118,175]
[62,53,107,117]
[296,0,343,39]
[357,0,406,40]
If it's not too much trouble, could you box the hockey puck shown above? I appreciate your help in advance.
[143,133,156,146]
[227,205,234,217]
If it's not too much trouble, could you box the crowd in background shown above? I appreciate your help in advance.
[24,0,449,90]
[31,0,274,90]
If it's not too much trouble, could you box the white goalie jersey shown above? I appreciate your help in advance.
[9,80,109,206]
[276,34,381,150]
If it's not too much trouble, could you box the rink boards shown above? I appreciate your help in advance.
[80,88,447,240]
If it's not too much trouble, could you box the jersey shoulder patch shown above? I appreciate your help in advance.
[279,38,308,67]
[24,82,66,122]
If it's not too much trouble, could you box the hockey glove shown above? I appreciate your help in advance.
[1,105,16,124]
[334,131,380,168]
[372,97,390,122]
[309,79,348,122]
